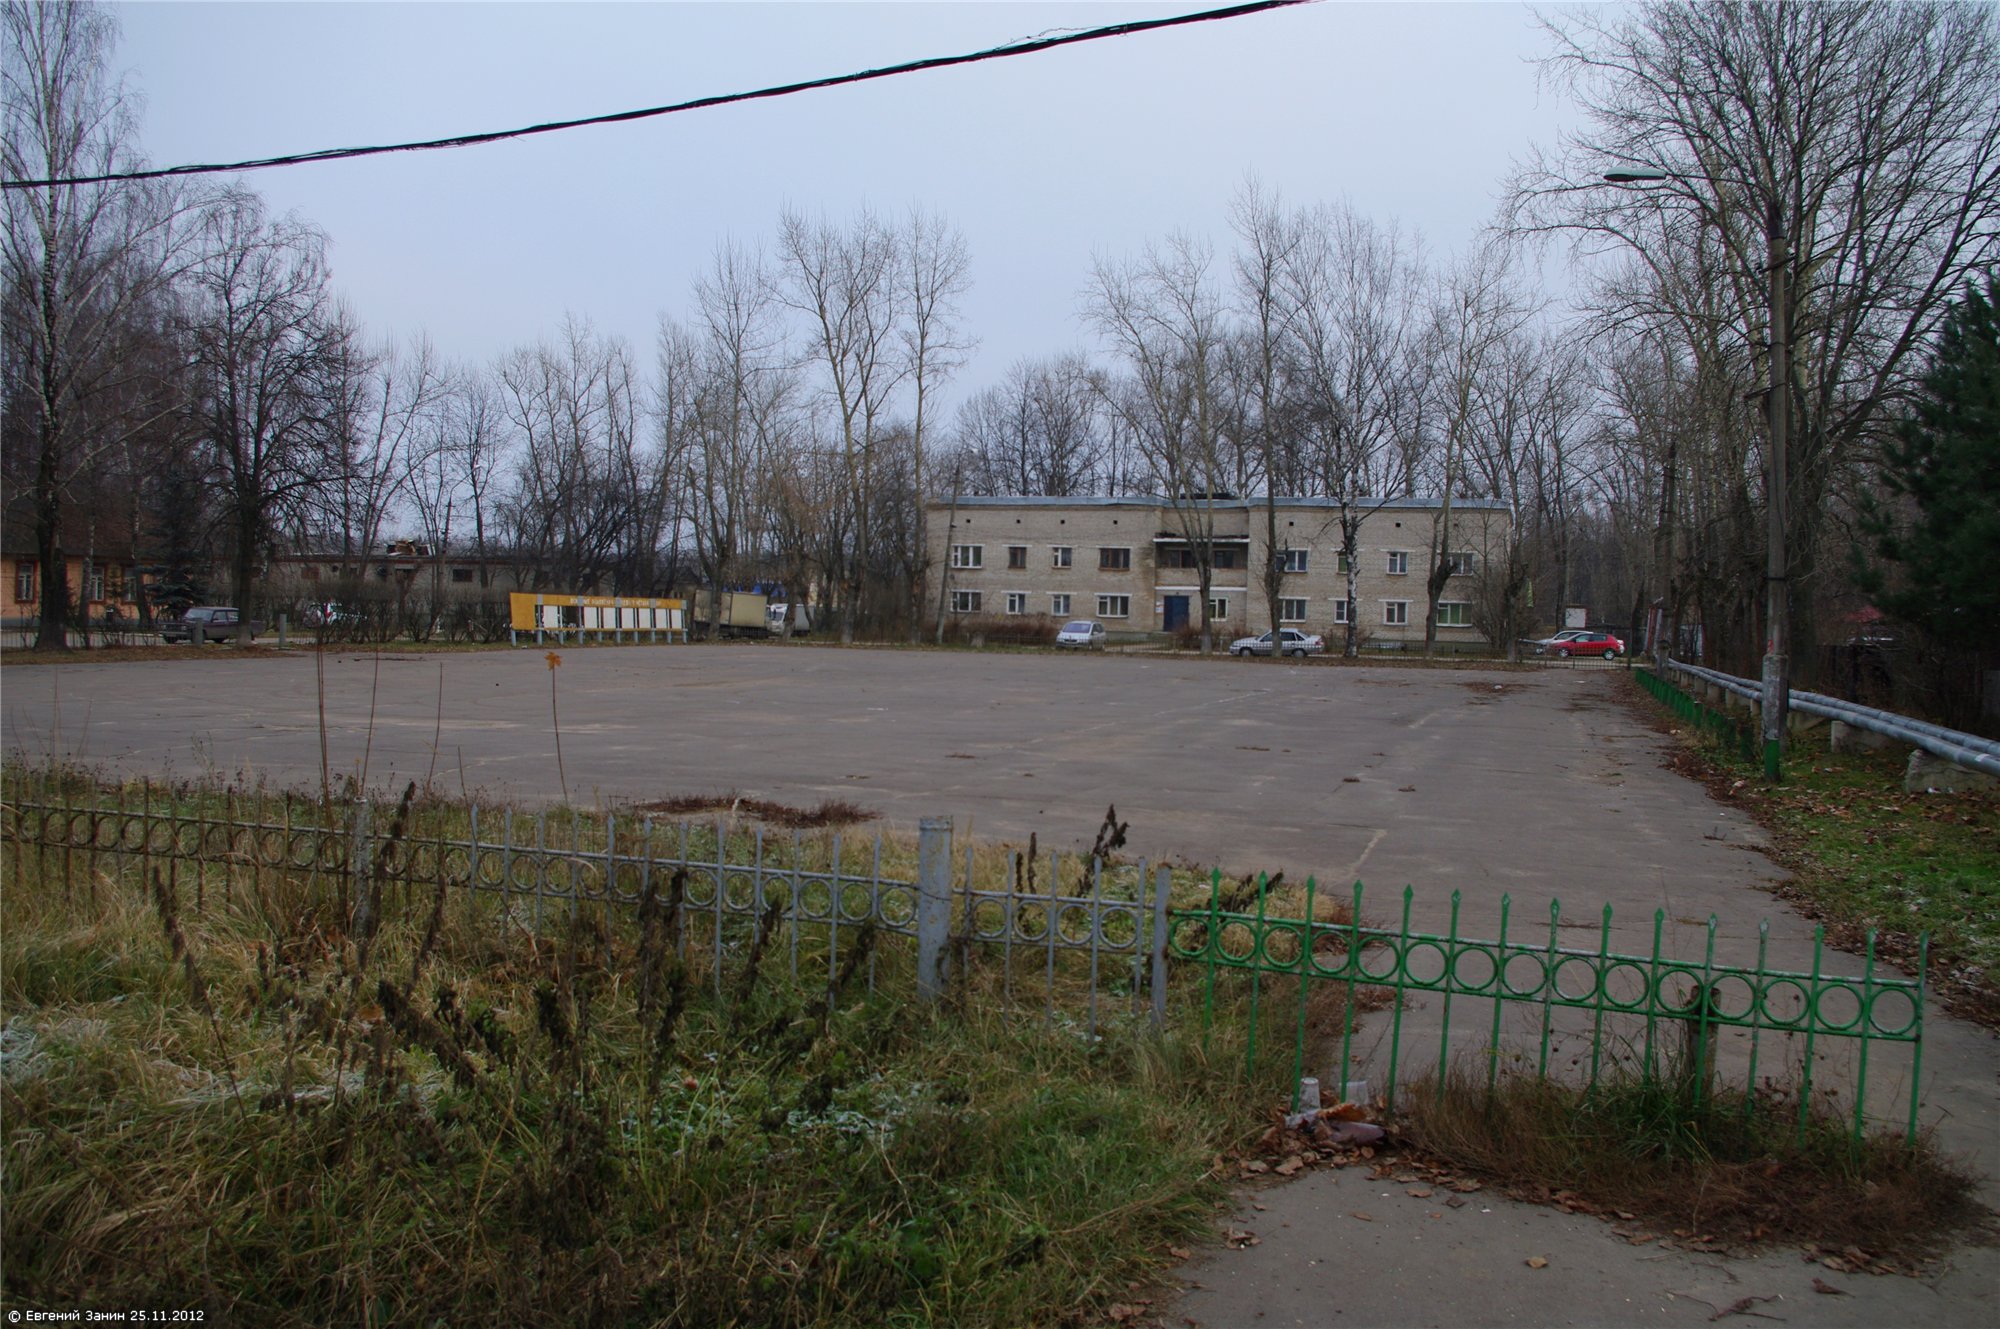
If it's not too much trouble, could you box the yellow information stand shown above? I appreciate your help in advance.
[508,593,688,645]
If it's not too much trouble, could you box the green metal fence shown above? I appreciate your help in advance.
[1169,875,1927,1143]
[1636,664,1758,761]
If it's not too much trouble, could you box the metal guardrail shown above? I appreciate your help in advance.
[1663,659,2000,778]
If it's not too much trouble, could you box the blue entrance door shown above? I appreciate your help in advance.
[1163,596,1189,631]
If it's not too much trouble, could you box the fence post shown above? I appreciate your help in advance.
[1151,864,1172,1031]
[915,817,952,1003]
[348,798,372,932]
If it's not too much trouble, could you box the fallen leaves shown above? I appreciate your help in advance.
[1525,1256,1548,1269]
[1811,1277,1848,1296]
[1706,1294,1781,1322]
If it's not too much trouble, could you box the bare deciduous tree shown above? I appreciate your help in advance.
[899,206,971,640]
[496,316,645,593]
[182,189,339,636]
[949,352,1106,497]
[306,325,446,569]
[1416,243,1536,656]
[777,207,904,641]
[1229,180,1307,659]
[1515,0,2000,673]
[661,239,792,629]
[1465,326,1593,660]
[1086,234,1237,652]
[1270,200,1429,655]
[3,0,199,647]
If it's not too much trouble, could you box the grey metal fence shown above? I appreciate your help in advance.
[0,772,1172,1035]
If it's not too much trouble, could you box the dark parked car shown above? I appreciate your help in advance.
[158,606,260,644]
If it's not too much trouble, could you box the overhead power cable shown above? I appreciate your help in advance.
[3,0,1314,191]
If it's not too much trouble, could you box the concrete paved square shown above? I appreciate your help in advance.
[4,642,1994,1326]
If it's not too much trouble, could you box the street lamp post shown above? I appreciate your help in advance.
[1604,171,1791,781]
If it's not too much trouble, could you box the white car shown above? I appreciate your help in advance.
[1230,629,1324,658]
[1055,619,1107,649]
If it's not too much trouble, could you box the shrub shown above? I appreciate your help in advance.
[941,614,1058,648]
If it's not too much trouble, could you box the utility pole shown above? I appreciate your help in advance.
[1604,171,1792,780]
[1760,196,1790,782]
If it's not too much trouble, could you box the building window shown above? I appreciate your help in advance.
[1098,547,1131,571]
[104,564,126,600]
[14,562,36,603]
[1282,549,1308,573]
[1005,592,1027,614]
[1436,601,1471,627]
[1331,598,1355,624]
[950,590,982,613]
[1209,597,1229,621]
[1007,545,1028,570]
[1386,551,1409,575]
[1213,548,1239,570]
[1383,600,1409,626]
[84,567,104,603]
[1052,545,1072,568]
[1097,594,1130,618]
[1445,550,1478,577]
[951,544,983,570]
[1050,593,1071,617]
[1280,598,1308,623]
[451,567,475,584]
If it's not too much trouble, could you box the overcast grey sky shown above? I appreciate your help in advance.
[111,1,1583,396]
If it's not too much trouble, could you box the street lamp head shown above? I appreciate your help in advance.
[1603,171,1670,183]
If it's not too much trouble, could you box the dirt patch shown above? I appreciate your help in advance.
[1459,680,1533,699]
[628,792,877,829]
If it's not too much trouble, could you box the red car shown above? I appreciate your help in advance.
[1549,629,1623,659]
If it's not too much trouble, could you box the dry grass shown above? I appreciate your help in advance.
[1396,1066,1985,1265]
[1,773,1265,1326]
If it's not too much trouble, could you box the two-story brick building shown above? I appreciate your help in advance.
[924,495,1512,648]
